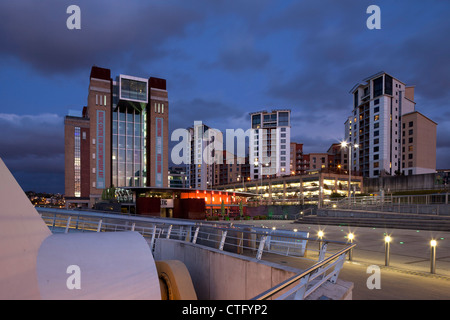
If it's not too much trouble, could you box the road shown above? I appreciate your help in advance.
[235,220,450,300]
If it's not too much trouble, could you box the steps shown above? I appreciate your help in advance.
[295,211,450,231]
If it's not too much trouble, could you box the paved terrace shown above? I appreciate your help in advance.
[235,219,450,300]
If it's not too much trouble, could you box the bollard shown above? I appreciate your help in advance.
[347,233,354,261]
[384,236,391,266]
[430,240,437,274]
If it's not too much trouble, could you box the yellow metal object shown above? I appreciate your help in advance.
[155,260,197,300]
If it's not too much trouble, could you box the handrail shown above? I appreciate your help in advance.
[37,207,354,300]
[251,243,356,300]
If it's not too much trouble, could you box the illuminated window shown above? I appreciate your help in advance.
[74,127,81,197]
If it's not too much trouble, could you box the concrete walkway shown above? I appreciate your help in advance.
[234,219,450,299]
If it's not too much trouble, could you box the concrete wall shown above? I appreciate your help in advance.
[247,205,312,218]
[363,173,440,193]
[153,238,352,300]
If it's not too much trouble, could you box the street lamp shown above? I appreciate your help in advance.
[347,232,355,261]
[341,140,359,205]
[385,235,391,266]
[318,230,324,251]
[430,239,437,274]
[254,161,269,204]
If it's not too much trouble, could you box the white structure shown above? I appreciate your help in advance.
[0,157,161,300]
[346,72,416,177]
[186,121,223,189]
[249,110,291,180]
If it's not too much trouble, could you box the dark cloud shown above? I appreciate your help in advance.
[0,1,204,75]
[0,113,64,192]
[209,45,270,72]
[1,0,450,191]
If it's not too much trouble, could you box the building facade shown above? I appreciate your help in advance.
[345,72,417,178]
[400,111,437,175]
[249,109,291,180]
[185,121,222,190]
[65,66,169,207]
[213,151,249,186]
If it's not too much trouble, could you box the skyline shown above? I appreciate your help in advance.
[1,1,449,193]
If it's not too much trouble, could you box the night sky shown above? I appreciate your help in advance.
[1,1,449,194]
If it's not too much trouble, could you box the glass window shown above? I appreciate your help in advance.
[373,76,383,97]
[121,78,147,101]
[119,122,126,135]
[119,136,126,148]
[384,74,393,95]
[118,149,125,162]
[127,122,134,135]
[278,112,289,126]
[252,114,261,128]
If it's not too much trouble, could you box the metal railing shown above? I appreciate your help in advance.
[37,207,354,300]
[251,243,355,300]
[325,193,450,215]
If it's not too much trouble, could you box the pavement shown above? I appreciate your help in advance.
[234,219,450,299]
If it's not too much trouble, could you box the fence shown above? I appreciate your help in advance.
[325,193,450,215]
[37,207,354,300]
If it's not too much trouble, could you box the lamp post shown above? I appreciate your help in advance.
[318,230,324,251]
[430,240,437,274]
[384,235,391,266]
[341,141,359,206]
[254,161,269,205]
[347,232,354,261]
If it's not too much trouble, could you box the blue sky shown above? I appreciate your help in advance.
[0,0,449,193]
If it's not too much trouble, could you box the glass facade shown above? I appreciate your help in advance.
[278,112,289,126]
[373,76,383,98]
[112,103,147,188]
[120,78,147,102]
[74,127,81,197]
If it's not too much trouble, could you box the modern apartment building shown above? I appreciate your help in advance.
[249,109,291,180]
[400,111,437,175]
[345,72,417,177]
[213,151,249,186]
[186,121,223,190]
[65,66,169,207]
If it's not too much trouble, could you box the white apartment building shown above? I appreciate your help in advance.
[345,72,416,178]
[186,121,223,189]
[249,109,291,180]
